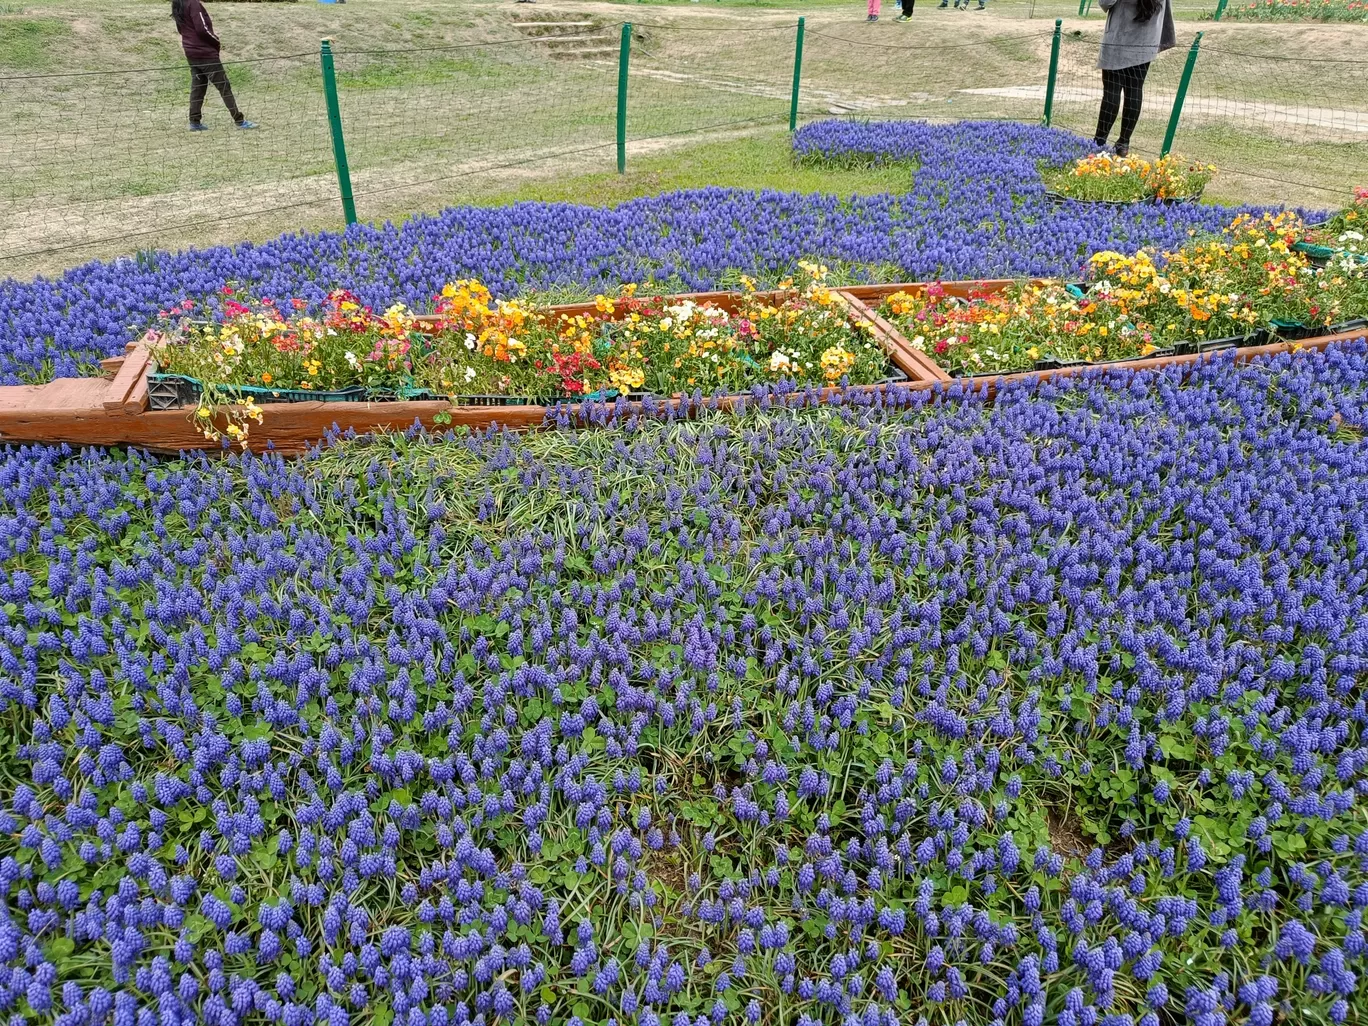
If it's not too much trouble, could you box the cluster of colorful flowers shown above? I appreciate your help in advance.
[1220,0,1368,19]
[1041,154,1214,204]
[878,209,1368,375]
[0,121,1268,387]
[3,346,1368,1025]
[147,266,888,410]
[1302,188,1368,259]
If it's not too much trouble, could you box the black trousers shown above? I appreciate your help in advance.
[189,60,243,125]
[901,0,915,13]
[1094,62,1150,148]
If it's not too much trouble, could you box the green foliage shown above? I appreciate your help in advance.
[0,15,68,68]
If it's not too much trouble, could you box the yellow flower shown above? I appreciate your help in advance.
[819,345,856,383]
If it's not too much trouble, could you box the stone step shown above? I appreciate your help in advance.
[547,46,619,59]
[538,33,617,44]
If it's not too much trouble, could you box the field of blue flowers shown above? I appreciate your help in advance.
[0,121,1269,387]
[4,347,1368,1026]
[1,120,1365,1026]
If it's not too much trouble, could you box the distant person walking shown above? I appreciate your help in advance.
[171,0,257,131]
[1094,0,1174,157]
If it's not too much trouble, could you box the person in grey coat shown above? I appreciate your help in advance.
[1094,0,1176,157]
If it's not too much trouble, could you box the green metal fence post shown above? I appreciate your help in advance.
[1042,20,1062,127]
[1161,32,1203,157]
[1212,0,1229,19]
[319,39,357,226]
[1077,0,1087,16]
[789,17,806,133]
[617,23,632,175]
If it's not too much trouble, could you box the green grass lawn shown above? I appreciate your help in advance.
[468,129,915,210]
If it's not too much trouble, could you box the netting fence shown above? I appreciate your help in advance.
[1,14,1365,277]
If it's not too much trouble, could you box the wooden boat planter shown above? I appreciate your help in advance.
[0,282,1364,456]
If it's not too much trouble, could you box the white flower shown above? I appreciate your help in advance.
[344,351,360,369]
[464,366,477,382]
[464,333,477,351]
[659,317,673,330]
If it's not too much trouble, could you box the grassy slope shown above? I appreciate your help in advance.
[0,0,1362,278]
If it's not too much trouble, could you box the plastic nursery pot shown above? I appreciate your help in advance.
[1150,188,1204,206]
[1033,356,1090,371]
[1044,190,1140,210]
[1196,339,1238,354]
[370,387,450,403]
[147,372,374,410]
[1042,190,1202,209]
[1094,347,1176,367]
[452,395,540,408]
[1292,241,1335,267]
[263,386,367,404]
[1330,318,1368,334]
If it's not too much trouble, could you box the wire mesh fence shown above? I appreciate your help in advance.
[0,53,335,269]
[2,14,1366,278]
[627,21,793,142]
[801,27,1059,124]
[802,24,1368,204]
[327,39,621,222]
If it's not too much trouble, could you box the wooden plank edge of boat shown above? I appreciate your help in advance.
[0,282,1363,457]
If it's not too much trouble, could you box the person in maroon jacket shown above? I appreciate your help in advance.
[172,0,256,131]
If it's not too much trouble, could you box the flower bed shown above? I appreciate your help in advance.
[1,121,1258,388]
[1041,153,1213,205]
[873,211,1368,375]
[1295,188,1368,265]
[144,268,894,442]
[6,348,1368,1026]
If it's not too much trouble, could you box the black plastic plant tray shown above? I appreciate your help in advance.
[1172,330,1266,356]
[147,373,369,411]
[453,395,538,408]
[1044,189,1203,209]
[1269,322,1321,342]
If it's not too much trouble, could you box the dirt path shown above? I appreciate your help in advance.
[0,127,774,279]
[964,85,1368,135]
[2,0,1364,278]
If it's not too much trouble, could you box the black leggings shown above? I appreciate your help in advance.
[901,0,915,13]
[189,60,244,125]
[1094,62,1150,148]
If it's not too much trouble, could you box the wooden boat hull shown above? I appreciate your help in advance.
[0,281,1362,456]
